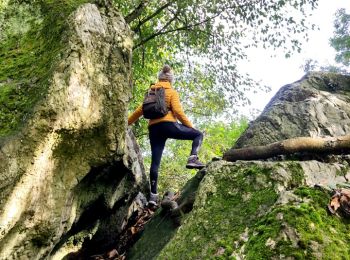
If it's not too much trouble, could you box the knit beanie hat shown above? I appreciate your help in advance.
[158,64,174,83]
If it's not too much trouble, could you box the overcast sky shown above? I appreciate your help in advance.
[238,0,350,117]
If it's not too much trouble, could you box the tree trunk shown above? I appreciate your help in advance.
[223,135,350,161]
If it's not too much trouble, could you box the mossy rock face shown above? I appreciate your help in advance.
[128,160,350,259]
[127,169,207,260]
[0,1,147,259]
[0,0,92,137]
[234,72,350,148]
[245,187,350,259]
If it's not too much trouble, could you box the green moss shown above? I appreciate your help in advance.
[245,187,350,259]
[129,161,350,259]
[0,0,91,137]
[157,163,279,259]
[51,219,101,258]
[127,211,178,260]
[287,162,305,188]
[335,163,350,178]
[31,222,57,247]
[127,170,207,259]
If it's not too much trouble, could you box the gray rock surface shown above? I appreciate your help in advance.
[0,3,147,259]
[234,72,350,148]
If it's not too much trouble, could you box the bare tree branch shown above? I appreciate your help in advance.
[132,2,173,32]
[131,0,268,49]
[133,12,222,50]
[125,0,150,24]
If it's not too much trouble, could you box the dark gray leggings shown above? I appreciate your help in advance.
[149,122,203,193]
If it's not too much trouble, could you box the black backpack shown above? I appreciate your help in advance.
[142,86,168,119]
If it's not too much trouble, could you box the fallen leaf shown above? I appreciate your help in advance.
[329,196,340,212]
[341,189,350,197]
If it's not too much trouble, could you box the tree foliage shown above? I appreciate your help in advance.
[330,8,350,67]
[302,8,350,75]
[115,0,318,119]
[117,0,319,190]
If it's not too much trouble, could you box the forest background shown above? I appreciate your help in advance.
[123,0,350,193]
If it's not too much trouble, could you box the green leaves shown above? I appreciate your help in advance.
[124,0,318,118]
[330,8,350,67]
[301,8,350,74]
[121,0,317,193]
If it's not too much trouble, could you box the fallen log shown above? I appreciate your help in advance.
[223,135,350,162]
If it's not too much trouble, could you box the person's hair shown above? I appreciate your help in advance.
[158,64,174,83]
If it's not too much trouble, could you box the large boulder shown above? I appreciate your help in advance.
[127,72,350,259]
[0,1,148,259]
[152,160,350,259]
[128,159,350,259]
[234,72,350,148]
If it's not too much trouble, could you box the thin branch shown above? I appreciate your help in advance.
[131,0,271,50]
[132,2,173,32]
[125,0,150,24]
[168,8,187,24]
[133,12,222,50]
[134,10,180,49]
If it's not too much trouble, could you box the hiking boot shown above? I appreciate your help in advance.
[148,192,159,207]
[186,155,205,169]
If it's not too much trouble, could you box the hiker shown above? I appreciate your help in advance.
[128,65,205,206]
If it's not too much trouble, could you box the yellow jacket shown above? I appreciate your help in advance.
[128,81,193,128]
